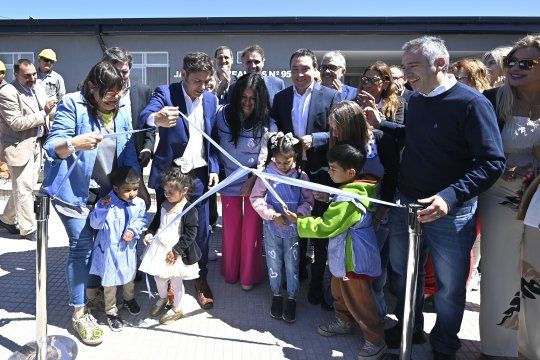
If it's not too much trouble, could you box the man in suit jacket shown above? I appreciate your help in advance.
[102,47,155,168]
[0,59,55,240]
[226,44,285,106]
[320,50,358,101]
[139,52,219,310]
[271,48,340,306]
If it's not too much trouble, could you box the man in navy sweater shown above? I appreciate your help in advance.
[376,36,505,359]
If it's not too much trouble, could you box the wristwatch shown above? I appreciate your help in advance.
[66,139,76,154]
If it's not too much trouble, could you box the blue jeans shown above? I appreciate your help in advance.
[263,224,299,298]
[58,213,101,308]
[372,224,390,319]
[388,191,476,355]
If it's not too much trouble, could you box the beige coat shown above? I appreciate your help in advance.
[0,81,48,166]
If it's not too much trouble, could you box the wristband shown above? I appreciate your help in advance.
[66,139,76,154]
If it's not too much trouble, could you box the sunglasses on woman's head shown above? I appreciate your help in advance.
[503,57,539,70]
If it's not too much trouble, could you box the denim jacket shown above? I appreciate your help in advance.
[41,92,140,207]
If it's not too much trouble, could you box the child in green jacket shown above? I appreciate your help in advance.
[285,144,387,360]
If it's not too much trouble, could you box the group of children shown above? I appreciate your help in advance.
[90,132,386,359]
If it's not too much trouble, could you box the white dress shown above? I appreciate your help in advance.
[139,202,200,280]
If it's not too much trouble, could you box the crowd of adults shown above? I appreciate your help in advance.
[0,33,539,360]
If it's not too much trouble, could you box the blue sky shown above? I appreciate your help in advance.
[1,0,539,19]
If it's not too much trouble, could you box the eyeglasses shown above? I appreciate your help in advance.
[360,76,384,85]
[320,64,343,72]
[503,57,539,70]
[100,89,126,102]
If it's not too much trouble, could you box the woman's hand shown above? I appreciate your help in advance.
[166,250,178,265]
[71,132,104,151]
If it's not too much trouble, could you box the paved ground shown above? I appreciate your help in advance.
[0,198,483,360]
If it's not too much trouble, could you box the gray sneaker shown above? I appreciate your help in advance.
[317,317,352,337]
[357,340,387,360]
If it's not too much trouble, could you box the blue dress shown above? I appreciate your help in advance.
[89,191,147,287]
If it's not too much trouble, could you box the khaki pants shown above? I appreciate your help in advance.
[104,280,135,316]
[331,276,384,345]
[0,148,40,235]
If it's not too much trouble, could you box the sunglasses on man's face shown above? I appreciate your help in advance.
[503,57,539,70]
[360,76,383,85]
[320,64,342,72]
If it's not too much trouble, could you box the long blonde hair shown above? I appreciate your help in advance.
[496,34,540,122]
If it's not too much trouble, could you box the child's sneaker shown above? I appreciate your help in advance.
[160,309,183,324]
[106,314,124,332]
[123,298,141,315]
[357,340,387,360]
[317,317,352,337]
[150,298,169,317]
[72,313,104,345]
[270,295,283,319]
[282,298,296,323]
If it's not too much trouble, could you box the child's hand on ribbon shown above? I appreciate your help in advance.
[273,213,287,227]
[165,250,178,265]
[284,210,298,224]
[123,230,134,243]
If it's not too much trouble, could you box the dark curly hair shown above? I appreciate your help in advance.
[161,166,195,195]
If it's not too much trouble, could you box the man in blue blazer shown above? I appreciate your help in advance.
[271,48,340,307]
[226,44,285,106]
[139,52,219,310]
[320,50,358,101]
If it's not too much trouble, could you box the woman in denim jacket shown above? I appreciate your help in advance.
[41,61,139,346]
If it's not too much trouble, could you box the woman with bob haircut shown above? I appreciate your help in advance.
[451,58,491,92]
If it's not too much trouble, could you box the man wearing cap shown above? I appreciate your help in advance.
[37,48,65,102]
[0,59,56,240]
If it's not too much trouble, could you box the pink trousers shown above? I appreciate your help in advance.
[220,195,264,286]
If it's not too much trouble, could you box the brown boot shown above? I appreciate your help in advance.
[194,279,214,310]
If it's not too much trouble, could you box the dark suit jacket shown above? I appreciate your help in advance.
[271,82,339,183]
[225,75,285,107]
[139,82,219,189]
[129,82,155,154]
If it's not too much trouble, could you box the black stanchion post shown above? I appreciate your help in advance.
[400,203,424,360]
[9,193,77,360]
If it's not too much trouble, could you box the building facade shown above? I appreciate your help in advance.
[1,17,538,92]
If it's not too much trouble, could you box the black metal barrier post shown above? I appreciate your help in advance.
[399,203,424,360]
[9,193,77,360]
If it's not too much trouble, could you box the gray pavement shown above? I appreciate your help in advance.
[0,198,483,360]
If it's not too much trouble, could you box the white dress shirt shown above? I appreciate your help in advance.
[291,81,315,137]
[422,74,457,97]
[177,83,207,171]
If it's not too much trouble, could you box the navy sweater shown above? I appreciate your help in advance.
[381,82,505,209]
